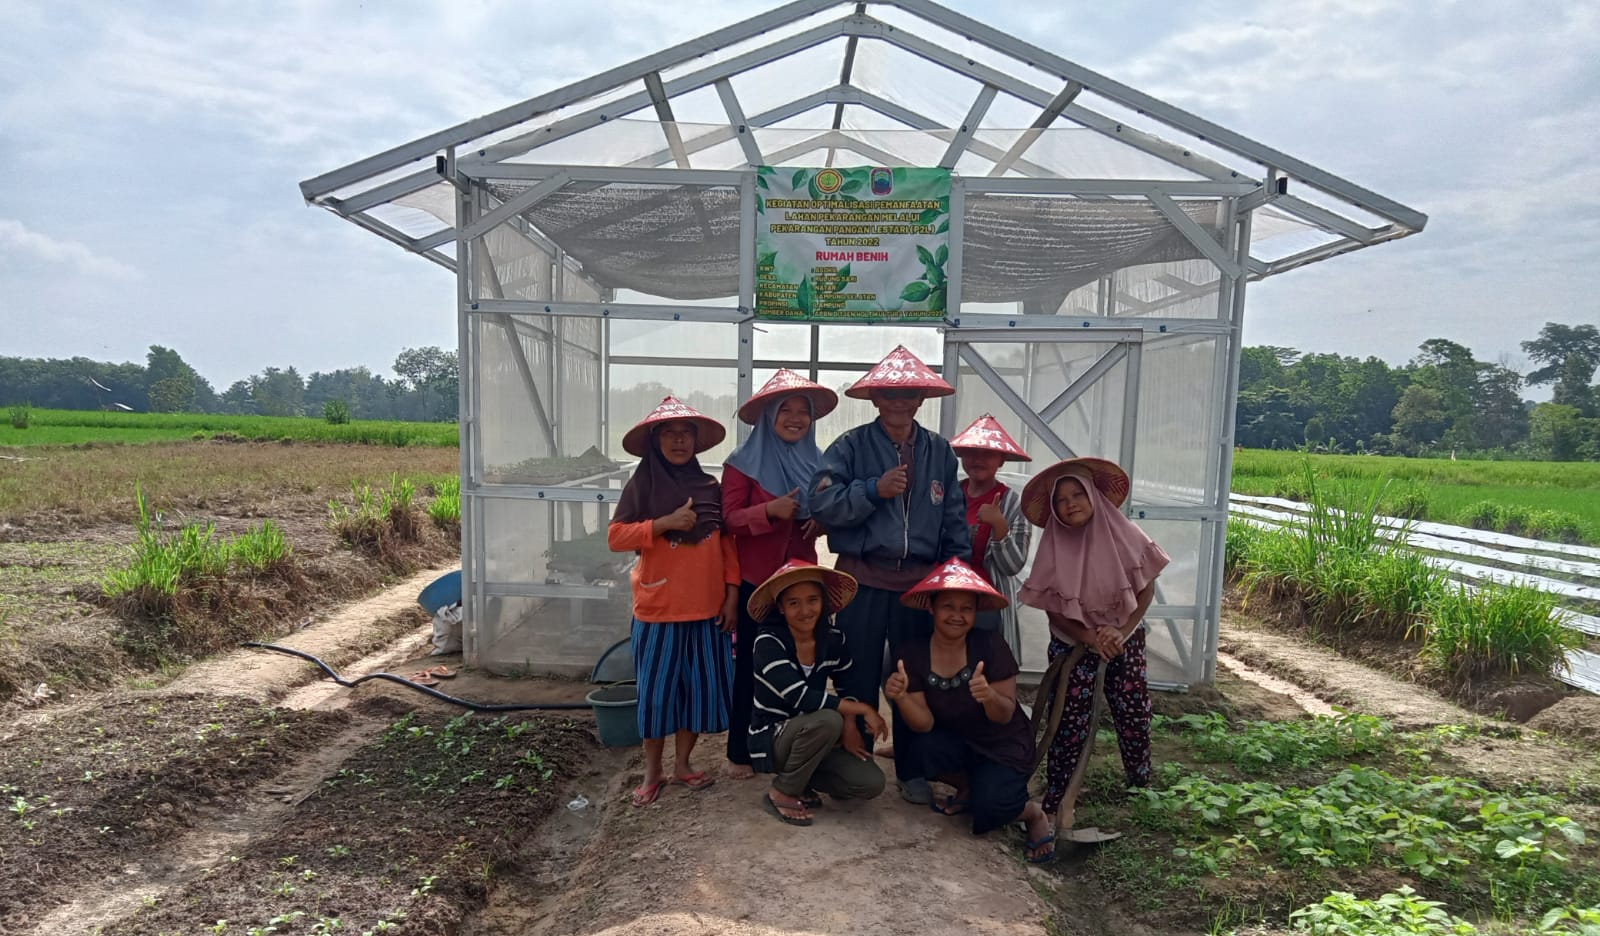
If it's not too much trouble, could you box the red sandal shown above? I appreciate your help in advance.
[631,779,668,807]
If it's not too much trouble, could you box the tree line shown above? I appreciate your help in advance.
[4,321,1596,460]
[1237,322,1600,461]
[0,345,460,423]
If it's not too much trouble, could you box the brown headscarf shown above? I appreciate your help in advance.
[1018,467,1170,637]
[613,425,723,545]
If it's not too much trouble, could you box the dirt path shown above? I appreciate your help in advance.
[470,745,1051,936]
[1219,617,1471,730]
[162,563,456,701]
[1216,650,1334,717]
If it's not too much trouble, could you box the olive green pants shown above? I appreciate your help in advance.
[771,709,887,800]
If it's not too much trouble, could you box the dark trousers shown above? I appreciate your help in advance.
[726,580,759,766]
[833,583,931,782]
[921,726,1030,835]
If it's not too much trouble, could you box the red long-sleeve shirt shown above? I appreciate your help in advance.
[722,464,820,587]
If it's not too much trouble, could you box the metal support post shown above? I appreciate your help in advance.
[1119,340,1144,487]
[737,172,757,443]
[552,250,567,453]
[1201,206,1254,683]
[452,153,478,665]
[941,179,967,436]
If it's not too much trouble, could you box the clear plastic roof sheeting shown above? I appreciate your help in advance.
[301,0,1425,285]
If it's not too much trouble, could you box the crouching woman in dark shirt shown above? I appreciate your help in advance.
[747,560,888,825]
[888,558,1055,863]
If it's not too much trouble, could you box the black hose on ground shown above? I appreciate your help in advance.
[243,642,594,712]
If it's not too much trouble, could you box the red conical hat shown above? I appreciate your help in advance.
[621,396,727,458]
[844,345,954,400]
[900,558,1009,612]
[950,414,1031,462]
[737,369,840,426]
[746,559,859,623]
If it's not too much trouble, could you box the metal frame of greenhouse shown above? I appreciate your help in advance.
[299,0,1426,689]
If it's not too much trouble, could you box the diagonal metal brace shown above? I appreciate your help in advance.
[957,345,1076,460]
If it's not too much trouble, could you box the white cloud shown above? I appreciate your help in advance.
[0,219,138,280]
[0,0,1595,389]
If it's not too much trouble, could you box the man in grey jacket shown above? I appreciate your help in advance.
[810,346,972,804]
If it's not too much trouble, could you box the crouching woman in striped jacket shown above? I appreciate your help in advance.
[746,561,887,825]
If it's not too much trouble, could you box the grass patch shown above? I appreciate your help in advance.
[1229,458,1579,686]
[1459,501,1591,544]
[1232,450,1600,545]
[426,475,461,529]
[1417,584,1583,682]
[102,486,293,613]
[0,408,455,448]
[326,473,448,576]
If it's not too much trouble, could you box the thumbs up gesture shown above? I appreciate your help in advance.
[661,497,698,533]
[968,661,992,705]
[885,659,910,701]
[766,487,803,521]
[877,464,910,499]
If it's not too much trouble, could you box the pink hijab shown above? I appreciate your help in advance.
[1018,469,1170,639]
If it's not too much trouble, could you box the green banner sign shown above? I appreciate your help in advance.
[755,166,952,321]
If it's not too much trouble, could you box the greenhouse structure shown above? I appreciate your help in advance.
[299,0,1425,689]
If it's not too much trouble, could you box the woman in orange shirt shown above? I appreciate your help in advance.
[608,397,741,807]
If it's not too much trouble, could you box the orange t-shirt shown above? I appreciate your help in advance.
[607,521,740,623]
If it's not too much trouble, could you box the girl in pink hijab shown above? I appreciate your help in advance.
[1018,458,1169,825]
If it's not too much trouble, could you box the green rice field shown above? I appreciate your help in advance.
[1232,449,1600,544]
[5,412,1597,542]
[0,408,456,447]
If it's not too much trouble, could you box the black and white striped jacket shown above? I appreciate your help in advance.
[747,624,854,772]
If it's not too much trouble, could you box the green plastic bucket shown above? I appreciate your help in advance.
[586,682,641,748]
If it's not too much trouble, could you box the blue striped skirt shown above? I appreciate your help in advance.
[632,617,734,739]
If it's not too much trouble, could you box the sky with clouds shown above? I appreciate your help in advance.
[1,0,1595,396]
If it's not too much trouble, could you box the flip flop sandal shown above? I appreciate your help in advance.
[1025,833,1057,864]
[423,665,457,679]
[928,795,971,816]
[800,790,823,809]
[764,793,814,826]
[631,779,667,807]
[674,772,715,792]
[404,672,441,687]
[1063,826,1123,845]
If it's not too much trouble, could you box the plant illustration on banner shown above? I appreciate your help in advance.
[755,166,951,321]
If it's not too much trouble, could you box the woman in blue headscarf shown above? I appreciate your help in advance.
[722,369,839,780]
